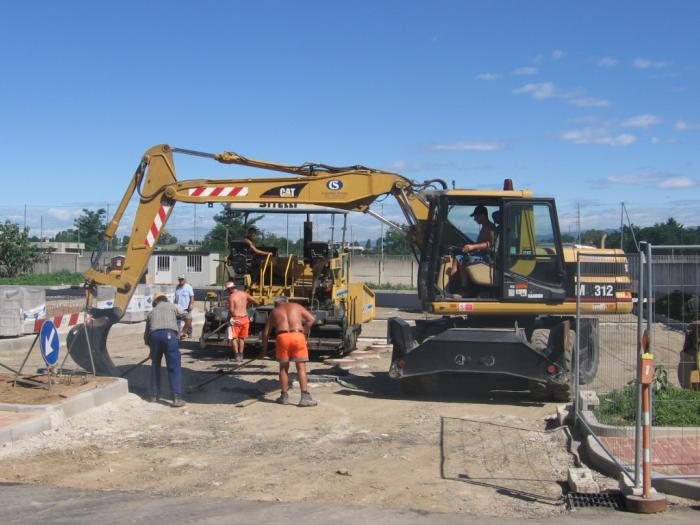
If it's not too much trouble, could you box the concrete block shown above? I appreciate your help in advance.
[567,467,600,493]
[60,392,96,418]
[578,390,600,411]
[619,472,643,496]
[92,379,129,406]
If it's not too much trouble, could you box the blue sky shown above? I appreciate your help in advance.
[1,1,698,243]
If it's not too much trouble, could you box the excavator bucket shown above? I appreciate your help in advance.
[66,316,118,376]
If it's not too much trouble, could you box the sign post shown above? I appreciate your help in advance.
[39,320,60,389]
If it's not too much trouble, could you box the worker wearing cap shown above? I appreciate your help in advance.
[174,275,194,337]
[450,204,496,293]
[260,296,318,407]
[225,280,258,363]
[144,293,191,407]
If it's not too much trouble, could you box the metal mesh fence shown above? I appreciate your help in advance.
[574,251,640,480]
[648,245,700,479]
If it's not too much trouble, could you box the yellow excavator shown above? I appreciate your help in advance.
[68,144,632,400]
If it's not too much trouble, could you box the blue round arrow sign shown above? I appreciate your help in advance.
[39,320,60,366]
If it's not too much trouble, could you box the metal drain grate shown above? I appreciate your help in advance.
[567,491,625,510]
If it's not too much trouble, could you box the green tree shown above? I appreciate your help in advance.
[53,229,78,242]
[378,225,412,255]
[70,208,107,251]
[157,229,178,245]
[201,205,260,254]
[0,221,45,278]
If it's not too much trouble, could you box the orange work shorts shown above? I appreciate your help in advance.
[227,316,250,340]
[275,332,309,363]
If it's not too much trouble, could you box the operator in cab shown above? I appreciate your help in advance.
[451,204,496,294]
[260,297,318,407]
[244,227,272,257]
[225,280,258,364]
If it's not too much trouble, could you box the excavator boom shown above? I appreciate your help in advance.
[70,144,440,375]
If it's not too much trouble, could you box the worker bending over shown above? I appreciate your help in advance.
[260,297,318,407]
[226,281,258,363]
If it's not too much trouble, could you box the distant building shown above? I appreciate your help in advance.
[31,241,85,254]
[145,250,221,287]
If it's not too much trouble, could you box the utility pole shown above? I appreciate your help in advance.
[23,204,27,232]
[577,202,581,244]
[193,205,197,244]
[620,202,625,250]
[380,203,384,286]
[40,216,43,241]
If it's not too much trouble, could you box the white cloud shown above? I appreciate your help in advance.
[650,137,679,145]
[570,96,612,108]
[385,159,453,172]
[512,66,539,76]
[621,114,662,129]
[552,49,565,60]
[597,57,618,67]
[633,58,670,69]
[513,82,611,107]
[475,72,500,81]
[602,171,697,189]
[46,208,74,221]
[675,120,700,131]
[513,82,556,99]
[561,128,637,147]
[430,141,508,152]
[659,177,697,189]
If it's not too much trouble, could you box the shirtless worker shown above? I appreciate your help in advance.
[260,297,318,407]
[226,281,258,363]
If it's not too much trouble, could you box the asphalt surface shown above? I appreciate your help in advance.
[1,484,697,524]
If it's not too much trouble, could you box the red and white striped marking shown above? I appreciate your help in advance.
[34,312,88,332]
[144,203,172,247]
[187,186,249,198]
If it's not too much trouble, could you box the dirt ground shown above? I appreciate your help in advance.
[0,307,693,518]
[0,373,112,405]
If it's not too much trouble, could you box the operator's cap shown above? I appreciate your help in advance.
[470,205,488,217]
[153,293,168,303]
[274,296,289,305]
[177,274,185,279]
[225,281,235,289]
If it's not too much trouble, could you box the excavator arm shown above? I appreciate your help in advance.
[86,144,437,319]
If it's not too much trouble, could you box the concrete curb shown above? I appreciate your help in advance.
[0,377,129,446]
[584,434,700,501]
[0,413,52,445]
[581,409,700,438]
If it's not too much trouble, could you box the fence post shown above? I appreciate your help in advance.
[574,253,581,423]
[634,245,645,488]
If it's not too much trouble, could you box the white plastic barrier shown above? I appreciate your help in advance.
[0,287,22,337]
[20,287,46,334]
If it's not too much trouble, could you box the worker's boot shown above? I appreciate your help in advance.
[172,396,187,408]
[276,391,289,405]
[298,391,318,407]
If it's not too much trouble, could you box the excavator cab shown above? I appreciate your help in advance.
[419,193,566,305]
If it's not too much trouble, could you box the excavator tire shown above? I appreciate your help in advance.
[577,319,600,385]
[528,325,574,402]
